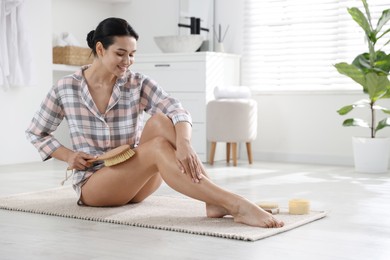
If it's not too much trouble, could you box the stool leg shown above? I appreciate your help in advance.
[226,143,231,163]
[232,142,238,166]
[209,142,216,165]
[246,142,253,164]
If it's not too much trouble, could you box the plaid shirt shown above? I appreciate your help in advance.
[26,65,192,187]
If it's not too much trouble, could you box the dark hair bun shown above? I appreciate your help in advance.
[86,30,95,49]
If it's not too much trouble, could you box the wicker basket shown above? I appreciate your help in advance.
[53,46,93,66]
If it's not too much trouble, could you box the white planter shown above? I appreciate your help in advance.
[352,137,390,173]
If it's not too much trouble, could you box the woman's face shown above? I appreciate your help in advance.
[100,36,137,77]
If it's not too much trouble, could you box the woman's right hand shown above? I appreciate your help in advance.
[67,151,95,170]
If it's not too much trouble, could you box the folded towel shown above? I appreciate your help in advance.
[213,86,252,99]
[52,32,81,47]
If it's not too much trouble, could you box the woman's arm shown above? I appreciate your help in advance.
[25,86,64,161]
[25,85,94,169]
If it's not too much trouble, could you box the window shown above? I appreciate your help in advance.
[242,0,390,91]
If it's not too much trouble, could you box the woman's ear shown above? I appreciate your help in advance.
[96,42,104,57]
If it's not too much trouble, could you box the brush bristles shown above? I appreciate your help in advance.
[104,149,135,167]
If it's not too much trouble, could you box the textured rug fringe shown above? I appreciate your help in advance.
[0,204,252,240]
[0,188,327,242]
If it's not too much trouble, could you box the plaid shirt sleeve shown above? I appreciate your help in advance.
[25,86,64,161]
[139,75,192,126]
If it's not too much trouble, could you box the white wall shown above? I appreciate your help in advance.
[252,92,390,166]
[1,0,389,166]
[214,0,243,55]
[113,0,179,54]
[52,0,115,47]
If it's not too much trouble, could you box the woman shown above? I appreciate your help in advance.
[26,17,284,228]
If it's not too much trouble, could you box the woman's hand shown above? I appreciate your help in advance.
[175,140,204,183]
[67,151,95,170]
[51,146,95,170]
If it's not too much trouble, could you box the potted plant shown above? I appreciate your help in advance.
[334,0,390,173]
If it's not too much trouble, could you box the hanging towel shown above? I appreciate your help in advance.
[0,0,33,90]
[213,86,252,99]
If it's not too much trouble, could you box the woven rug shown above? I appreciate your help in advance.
[0,186,326,241]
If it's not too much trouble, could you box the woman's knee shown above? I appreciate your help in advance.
[140,113,176,144]
[147,113,174,130]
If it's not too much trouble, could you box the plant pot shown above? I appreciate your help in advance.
[352,137,390,173]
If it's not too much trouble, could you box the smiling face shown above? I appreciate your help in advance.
[97,36,137,77]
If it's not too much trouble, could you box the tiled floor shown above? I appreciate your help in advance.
[0,159,389,260]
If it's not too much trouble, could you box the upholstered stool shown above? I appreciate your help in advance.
[207,99,257,166]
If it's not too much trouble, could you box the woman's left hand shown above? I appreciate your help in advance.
[175,141,204,183]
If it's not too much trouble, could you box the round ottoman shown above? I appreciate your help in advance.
[206,99,257,166]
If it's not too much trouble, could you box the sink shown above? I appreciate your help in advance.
[154,35,204,53]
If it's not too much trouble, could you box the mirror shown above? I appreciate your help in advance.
[178,0,214,51]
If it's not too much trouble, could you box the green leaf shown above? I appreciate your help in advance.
[337,100,370,115]
[342,118,370,128]
[373,105,390,114]
[365,72,390,101]
[348,7,372,37]
[362,0,373,29]
[352,53,371,71]
[334,62,366,88]
[373,51,390,73]
[375,118,390,132]
[376,9,390,33]
[381,89,390,99]
[337,105,353,115]
[352,51,390,74]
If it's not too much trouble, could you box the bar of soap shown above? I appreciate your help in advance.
[256,202,279,214]
[289,199,310,215]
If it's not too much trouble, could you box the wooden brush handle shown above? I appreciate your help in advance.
[87,144,131,163]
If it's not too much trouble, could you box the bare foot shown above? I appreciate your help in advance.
[206,203,229,218]
[232,199,284,228]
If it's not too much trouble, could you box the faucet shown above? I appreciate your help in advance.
[178,17,209,34]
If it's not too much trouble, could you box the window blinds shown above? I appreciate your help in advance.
[242,0,390,91]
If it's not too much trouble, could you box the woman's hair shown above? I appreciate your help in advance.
[86,17,139,56]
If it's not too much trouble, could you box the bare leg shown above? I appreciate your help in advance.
[81,114,284,228]
[132,113,228,217]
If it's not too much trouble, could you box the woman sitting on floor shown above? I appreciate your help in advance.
[26,17,284,228]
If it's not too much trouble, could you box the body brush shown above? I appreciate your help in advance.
[62,145,135,185]
[87,144,135,167]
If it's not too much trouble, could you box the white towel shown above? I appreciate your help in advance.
[61,32,81,46]
[213,86,252,99]
[0,0,33,90]
[52,32,81,47]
